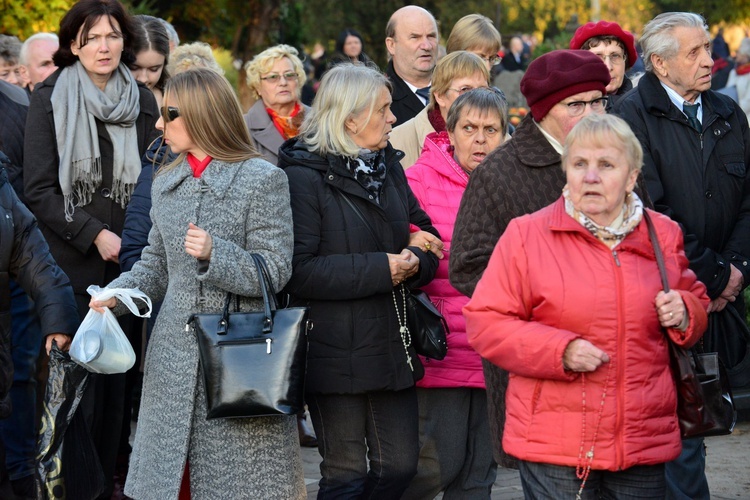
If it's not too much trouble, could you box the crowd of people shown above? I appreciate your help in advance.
[0,2,748,500]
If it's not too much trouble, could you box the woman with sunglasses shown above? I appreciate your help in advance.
[243,44,309,166]
[90,68,305,498]
[23,0,158,495]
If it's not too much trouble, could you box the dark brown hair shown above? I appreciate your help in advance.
[53,0,136,68]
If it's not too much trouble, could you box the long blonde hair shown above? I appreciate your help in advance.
[160,68,259,170]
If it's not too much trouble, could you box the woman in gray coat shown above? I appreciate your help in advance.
[91,68,305,498]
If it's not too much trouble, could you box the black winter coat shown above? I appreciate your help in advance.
[0,80,29,202]
[0,159,78,418]
[23,69,159,308]
[615,72,750,299]
[278,138,440,394]
[386,60,426,127]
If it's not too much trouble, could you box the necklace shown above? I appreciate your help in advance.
[392,284,414,371]
[575,361,613,500]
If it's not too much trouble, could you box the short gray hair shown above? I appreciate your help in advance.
[446,87,508,136]
[0,35,21,65]
[300,63,391,158]
[19,33,59,65]
[640,12,708,73]
[562,114,643,175]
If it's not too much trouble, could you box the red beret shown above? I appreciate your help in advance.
[520,50,610,122]
[569,21,638,69]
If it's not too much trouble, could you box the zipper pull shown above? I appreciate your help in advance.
[613,250,621,267]
[266,338,272,354]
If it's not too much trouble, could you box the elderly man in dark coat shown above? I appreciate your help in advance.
[615,12,750,500]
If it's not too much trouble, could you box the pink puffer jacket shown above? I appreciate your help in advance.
[405,132,485,388]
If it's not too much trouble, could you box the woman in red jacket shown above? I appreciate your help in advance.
[464,113,709,499]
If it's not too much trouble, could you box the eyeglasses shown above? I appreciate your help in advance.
[560,97,609,116]
[260,72,299,84]
[448,85,490,95]
[593,52,626,65]
[477,55,502,66]
[160,106,180,122]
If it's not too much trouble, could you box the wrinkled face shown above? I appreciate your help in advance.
[655,26,713,102]
[0,59,22,87]
[386,11,438,81]
[129,48,165,90]
[346,86,396,151]
[588,40,626,94]
[155,99,199,156]
[72,16,124,85]
[21,38,58,89]
[448,107,504,172]
[565,140,638,227]
[434,72,489,117]
[541,90,605,144]
[258,57,299,111]
[343,35,362,58]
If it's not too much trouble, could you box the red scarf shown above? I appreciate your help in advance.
[427,106,446,133]
[187,153,212,178]
[736,63,750,76]
[266,102,302,140]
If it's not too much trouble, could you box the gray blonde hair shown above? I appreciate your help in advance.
[167,42,223,76]
[244,44,306,101]
[430,51,489,110]
[19,33,58,64]
[446,87,508,136]
[300,63,391,158]
[562,114,643,174]
[641,12,708,73]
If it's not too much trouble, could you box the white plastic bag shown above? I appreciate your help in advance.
[69,285,152,374]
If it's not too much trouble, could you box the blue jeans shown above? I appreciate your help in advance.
[0,282,42,481]
[518,460,665,499]
[665,437,709,499]
[307,388,419,499]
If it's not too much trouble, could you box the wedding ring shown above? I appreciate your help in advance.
[424,242,431,251]
[670,312,674,319]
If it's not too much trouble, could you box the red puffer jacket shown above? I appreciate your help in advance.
[464,198,709,471]
[406,132,485,388]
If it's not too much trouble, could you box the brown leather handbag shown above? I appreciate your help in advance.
[644,211,736,438]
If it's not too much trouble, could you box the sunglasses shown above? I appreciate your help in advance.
[160,106,180,122]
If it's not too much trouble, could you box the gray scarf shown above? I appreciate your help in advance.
[51,61,141,221]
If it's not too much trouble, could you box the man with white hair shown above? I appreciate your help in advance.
[616,12,750,500]
[18,33,58,92]
[385,5,439,126]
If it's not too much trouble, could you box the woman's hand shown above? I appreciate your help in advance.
[655,290,688,330]
[185,222,212,260]
[45,334,71,354]
[388,249,420,286]
[409,231,445,259]
[94,229,121,263]
[89,296,117,313]
[563,339,610,372]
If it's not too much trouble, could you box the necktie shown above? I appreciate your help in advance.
[415,86,431,104]
[683,102,701,132]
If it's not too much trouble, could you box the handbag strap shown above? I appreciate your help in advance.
[219,254,277,334]
[643,210,670,293]
[336,189,387,253]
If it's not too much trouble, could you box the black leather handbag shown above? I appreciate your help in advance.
[187,254,309,419]
[399,285,449,360]
[645,212,736,438]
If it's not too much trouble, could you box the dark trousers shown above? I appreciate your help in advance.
[665,437,709,499]
[307,387,419,499]
[402,387,496,499]
[0,281,42,481]
[518,461,665,499]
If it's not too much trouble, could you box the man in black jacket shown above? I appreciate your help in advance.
[385,5,438,126]
[615,12,750,500]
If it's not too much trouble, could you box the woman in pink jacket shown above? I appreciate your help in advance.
[464,114,709,499]
[402,87,508,499]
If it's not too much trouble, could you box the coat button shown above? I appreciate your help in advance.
[101,188,111,198]
[714,129,721,136]
[65,232,73,240]
[705,191,712,199]
[368,195,374,199]
[743,261,748,267]
[103,223,110,230]
[328,175,334,180]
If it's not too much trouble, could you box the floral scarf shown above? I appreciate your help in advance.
[266,102,304,140]
[563,188,643,249]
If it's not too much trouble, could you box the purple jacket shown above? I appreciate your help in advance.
[405,132,485,389]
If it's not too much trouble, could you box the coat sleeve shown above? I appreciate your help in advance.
[399,164,440,289]
[23,88,106,255]
[463,219,579,381]
[4,173,79,336]
[197,165,293,297]
[119,145,157,272]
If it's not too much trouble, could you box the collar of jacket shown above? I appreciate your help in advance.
[638,71,735,125]
[387,59,416,103]
[419,131,470,186]
[510,114,561,169]
[159,157,243,199]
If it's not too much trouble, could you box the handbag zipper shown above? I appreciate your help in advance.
[217,337,273,354]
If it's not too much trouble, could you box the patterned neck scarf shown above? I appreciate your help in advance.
[563,188,643,249]
[347,149,387,203]
[266,102,304,140]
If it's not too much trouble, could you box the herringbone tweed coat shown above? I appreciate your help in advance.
[107,157,305,499]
